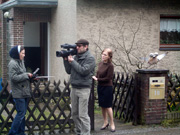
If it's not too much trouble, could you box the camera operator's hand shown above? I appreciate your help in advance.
[28,73,33,78]
[68,55,74,63]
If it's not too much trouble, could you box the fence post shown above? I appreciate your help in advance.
[136,69,169,124]
[89,79,94,130]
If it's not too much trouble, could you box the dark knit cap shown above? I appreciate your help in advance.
[75,39,89,45]
[9,45,20,59]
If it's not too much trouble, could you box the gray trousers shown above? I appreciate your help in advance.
[70,87,91,135]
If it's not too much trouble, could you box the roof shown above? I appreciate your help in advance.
[0,0,58,10]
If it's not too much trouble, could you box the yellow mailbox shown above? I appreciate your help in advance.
[149,77,165,99]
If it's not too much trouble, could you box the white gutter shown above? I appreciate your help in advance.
[0,0,58,10]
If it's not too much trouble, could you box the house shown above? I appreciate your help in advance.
[1,0,180,83]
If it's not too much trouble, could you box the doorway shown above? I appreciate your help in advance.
[24,22,48,76]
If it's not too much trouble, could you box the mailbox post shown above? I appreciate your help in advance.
[135,69,169,124]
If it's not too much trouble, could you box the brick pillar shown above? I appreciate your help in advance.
[135,69,169,124]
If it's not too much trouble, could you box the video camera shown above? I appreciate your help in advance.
[56,44,77,57]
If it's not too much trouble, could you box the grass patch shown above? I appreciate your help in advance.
[94,102,101,114]
[0,115,9,123]
[161,119,180,127]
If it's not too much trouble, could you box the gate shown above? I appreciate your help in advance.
[112,72,136,124]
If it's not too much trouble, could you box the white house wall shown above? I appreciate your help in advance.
[50,0,77,82]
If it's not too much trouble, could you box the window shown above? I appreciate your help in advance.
[160,15,180,50]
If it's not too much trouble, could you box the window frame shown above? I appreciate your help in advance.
[159,14,180,51]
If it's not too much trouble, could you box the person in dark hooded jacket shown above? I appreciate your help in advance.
[8,45,33,135]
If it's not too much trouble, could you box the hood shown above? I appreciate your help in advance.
[9,45,20,59]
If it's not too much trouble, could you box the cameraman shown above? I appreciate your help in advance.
[63,39,95,135]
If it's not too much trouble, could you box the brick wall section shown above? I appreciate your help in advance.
[13,8,23,45]
[13,8,51,45]
[2,10,7,83]
[2,7,51,82]
[22,8,51,22]
[136,69,169,124]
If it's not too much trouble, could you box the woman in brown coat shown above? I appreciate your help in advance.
[92,48,115,132]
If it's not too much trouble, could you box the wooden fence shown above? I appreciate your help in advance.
[0,79,94,135]
[0,80,74,135]
[1,72,136,134]
[112,72,136,124]
[166,73,180,121]
[1,72,180,134]
[112,72,180,124]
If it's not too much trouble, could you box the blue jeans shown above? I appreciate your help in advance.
[8,98,29,135]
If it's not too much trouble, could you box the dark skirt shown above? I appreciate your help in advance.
[97,85,113,108]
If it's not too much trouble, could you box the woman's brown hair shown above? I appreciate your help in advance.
[102,48,113,63]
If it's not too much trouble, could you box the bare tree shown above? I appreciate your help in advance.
[90,13,153,73]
